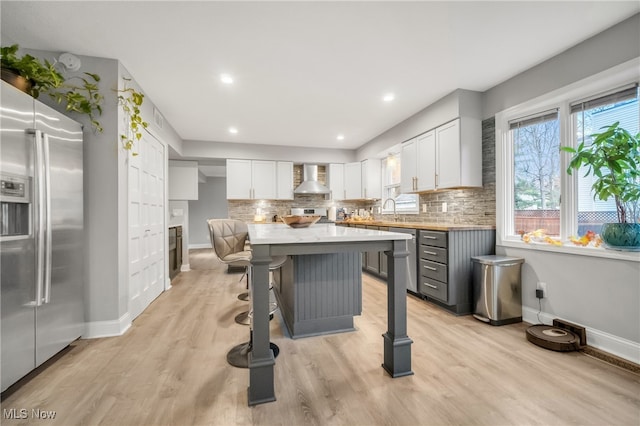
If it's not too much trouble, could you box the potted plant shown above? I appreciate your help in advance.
[562,122,640,250]
[1,44,103,132]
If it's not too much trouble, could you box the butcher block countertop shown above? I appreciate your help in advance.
[335,220,495,232]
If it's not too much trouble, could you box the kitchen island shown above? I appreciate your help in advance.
[246,223,413,406]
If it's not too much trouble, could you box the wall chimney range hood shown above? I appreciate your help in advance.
[294,164,331,195]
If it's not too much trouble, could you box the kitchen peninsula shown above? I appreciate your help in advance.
[246,223,413,406]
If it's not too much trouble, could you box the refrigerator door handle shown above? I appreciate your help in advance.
[33,129,45,306]
[43,133,52,304]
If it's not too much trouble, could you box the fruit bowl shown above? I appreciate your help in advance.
[280,215,321,228]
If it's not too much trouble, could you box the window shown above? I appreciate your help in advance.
[382,153,418,214]
[571,86,639,235]
[495,60,639,258]
[510,111,561,237]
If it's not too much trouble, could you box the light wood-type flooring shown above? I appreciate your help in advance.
[2,249,639,425]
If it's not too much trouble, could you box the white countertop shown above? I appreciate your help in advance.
[248,223,411,245]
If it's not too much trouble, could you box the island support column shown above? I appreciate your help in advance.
[248,244,276,405]
[382,239,414,377]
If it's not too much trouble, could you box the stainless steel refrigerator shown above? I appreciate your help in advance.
[1,81,84,392]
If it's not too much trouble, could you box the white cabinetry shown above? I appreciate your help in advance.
[168,160,199,200]
[400,139,417,193]
[328,163,345,200]
[344,162,362,199]
[361,158,381,199]
[401,118,481,192]
[226,159,277,199]
[276,161,294,200]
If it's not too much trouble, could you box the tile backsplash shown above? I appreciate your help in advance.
[228,117,496,225]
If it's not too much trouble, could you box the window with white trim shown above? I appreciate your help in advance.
[510,110,561,237]
[496,61,639,256]
[571,86,639,235]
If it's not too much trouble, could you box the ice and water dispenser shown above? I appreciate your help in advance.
[0,174,31,237]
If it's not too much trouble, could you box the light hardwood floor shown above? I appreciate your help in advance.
[2,249,639,425]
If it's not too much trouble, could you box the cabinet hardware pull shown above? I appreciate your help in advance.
[423,235,437,240]
[424,265,437,271]
[423,250,437,255]
[424,282,438,289]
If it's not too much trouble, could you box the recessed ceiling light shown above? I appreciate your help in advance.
[229,127,238,134]
[383,93,395,102]
[337,134,345,141]
[220,74,234,84]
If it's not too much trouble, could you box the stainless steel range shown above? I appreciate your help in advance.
[290,207,333,223]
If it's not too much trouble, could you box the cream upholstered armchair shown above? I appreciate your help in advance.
[207,219,252,268]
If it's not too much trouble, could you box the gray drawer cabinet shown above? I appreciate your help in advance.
[419,229,495,315]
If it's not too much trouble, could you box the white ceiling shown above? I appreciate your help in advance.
[1,1,638,153]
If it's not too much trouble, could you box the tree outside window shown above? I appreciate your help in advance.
[511,114,561,236]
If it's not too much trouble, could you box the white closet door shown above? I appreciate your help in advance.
[129,132,166,321]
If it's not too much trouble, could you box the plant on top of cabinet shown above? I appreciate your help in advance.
[1,44,104,132]
[117,77,148,155]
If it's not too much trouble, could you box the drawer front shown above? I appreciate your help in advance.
[419,245,447,263]
[420,259,448,283]
[419,230,447,248]
[419,278,448,302]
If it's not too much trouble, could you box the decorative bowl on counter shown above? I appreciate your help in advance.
[281,215,321,228]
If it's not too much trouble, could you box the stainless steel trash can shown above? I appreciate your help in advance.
[471,255,524,326]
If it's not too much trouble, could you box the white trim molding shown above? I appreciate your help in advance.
[83,312,132,339]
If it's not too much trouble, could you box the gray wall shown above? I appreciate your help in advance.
[482,13,640,119]
[16,46,183,335]
[181,140,356,164]
[484,13,640,361]
[189,177,229,246]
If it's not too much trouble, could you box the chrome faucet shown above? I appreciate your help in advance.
[383,198,398,222]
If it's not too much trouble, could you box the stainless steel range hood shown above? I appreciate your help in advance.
[294,164,331,195]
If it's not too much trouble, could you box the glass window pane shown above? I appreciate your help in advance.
[573,93,639,235]
[512,116,561,237]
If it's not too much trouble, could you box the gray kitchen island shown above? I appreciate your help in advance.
[246,223,413,406]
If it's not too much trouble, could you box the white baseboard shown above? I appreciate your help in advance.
[522,306,640,364]
[83,312,131,339]
[180,263,191,272]
[189,243,211,250]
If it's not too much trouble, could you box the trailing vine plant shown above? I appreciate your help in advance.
[1,44,104,132]
[117,77,148,155]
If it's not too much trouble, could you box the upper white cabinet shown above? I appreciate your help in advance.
[340,160,381,200]
[401,118,481,192]
[226,159,277,199]
[328,163,345,200]
[361,158,381,199]
[400,139,417,193]
[169,160,199,200]
[276,161,294,200]
[344,162,362,199]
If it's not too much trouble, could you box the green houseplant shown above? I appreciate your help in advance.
[562,122,640,249]
[1,44,103,132]
[117,77,148,155]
